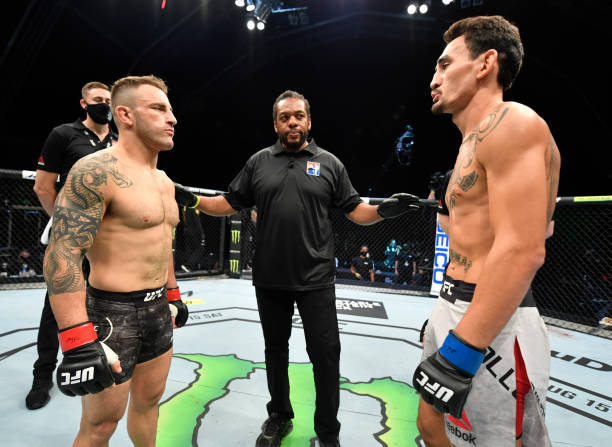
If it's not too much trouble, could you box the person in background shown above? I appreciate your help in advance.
[27,81,117,410]
[350,245,375,282]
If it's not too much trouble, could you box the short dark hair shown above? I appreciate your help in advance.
[81,81,110,99]
[443,15,524,91]
[272,90,311,121]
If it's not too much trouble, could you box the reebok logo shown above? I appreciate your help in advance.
[447,410,476,445]
[61,367,94,385]
[446,421,477,445]
[415,371,454,402]
[447,409,473,432]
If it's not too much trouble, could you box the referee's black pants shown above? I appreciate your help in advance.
[31,259,90,382]
[31,291,58,381]
[255,286,341,442]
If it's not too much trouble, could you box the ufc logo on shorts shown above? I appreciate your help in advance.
[61,367,94,385]
[416,371,455,402]
[144,288,164,302]
[442,281,455,295]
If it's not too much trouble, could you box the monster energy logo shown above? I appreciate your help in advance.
[229,259,240,273]
[231,230,241,244]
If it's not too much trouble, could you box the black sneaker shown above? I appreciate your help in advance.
[255,414,293,447]
[318,438,340,447]
[25,378,53,410]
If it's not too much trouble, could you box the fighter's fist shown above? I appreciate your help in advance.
[168,287,189,328]
[57,321,117,397]
[377,193,420,219]
[174,182,200,209]
[413,330,485,418]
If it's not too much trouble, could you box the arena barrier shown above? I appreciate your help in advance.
[0,169,226,289]
[1,169,610,337]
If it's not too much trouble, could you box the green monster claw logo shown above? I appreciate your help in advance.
[229,259,240,273]
[231,229,241,244]
[157,354,422,446]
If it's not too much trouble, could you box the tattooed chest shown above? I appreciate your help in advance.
[446,135,482,210]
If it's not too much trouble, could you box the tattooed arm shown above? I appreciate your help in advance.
[453,105,552,348]
[43,152,125,329]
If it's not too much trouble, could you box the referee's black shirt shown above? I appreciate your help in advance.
[36,119,118,188]
[224,139,362,291]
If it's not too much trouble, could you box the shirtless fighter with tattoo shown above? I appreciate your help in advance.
[43,75,185,447]
[413,16,560,447]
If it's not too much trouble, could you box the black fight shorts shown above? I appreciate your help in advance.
[86,285,173,385]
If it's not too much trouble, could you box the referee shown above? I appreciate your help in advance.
[175,90,421,447]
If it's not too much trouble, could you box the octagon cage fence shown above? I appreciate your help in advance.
[0,168,610,338]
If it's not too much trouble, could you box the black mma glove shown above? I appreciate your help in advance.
[436,169,453,216]
[174,182,200,208]
[168,287,189,327]
[413,330,485,418]
[377,193,420,219]
[57,321,117,397]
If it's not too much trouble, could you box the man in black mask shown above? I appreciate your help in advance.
[27,81,117,410]
[350,245,375,282]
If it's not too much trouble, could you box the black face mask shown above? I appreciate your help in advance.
[86,102,112,124]
[360,251,368,256]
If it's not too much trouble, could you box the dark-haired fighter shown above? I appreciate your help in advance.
[413,16,560,447]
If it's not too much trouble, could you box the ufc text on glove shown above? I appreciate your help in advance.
[412,330,485,418]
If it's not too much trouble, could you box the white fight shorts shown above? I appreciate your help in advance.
[421,275,552,447]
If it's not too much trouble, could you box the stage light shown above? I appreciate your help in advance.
[407,4,417,14]
[254,0,272,23]
[238,0,309,33]
[442,0,453,5]
[234,0,245,7]
[419,3,429,13]
[246,15,256,30]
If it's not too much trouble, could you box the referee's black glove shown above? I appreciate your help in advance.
[174,183,200,208]
[377,193,420,219]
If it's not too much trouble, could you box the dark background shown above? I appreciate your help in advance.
[1,0,609,198]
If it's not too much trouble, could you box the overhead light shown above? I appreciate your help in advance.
[442,0,453,5]
[246,15,256,30]
[257,21,265,30]
[407,3,417,14]
[245,0,255,12]
[254,0,272,23]
[419,3,429,13]
[234,0,245,7]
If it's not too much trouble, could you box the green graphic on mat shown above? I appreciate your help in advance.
[157,354,419,446]
[341,378,421,447]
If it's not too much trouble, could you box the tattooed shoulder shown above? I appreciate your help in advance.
[69,152,133,195]
[476,104,510,143]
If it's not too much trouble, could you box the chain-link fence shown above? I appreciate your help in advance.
[0,169,46,287]
[236,197,612,337]
[533,198,611,333]
[2,168,610,337]
[0,170,226,288]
